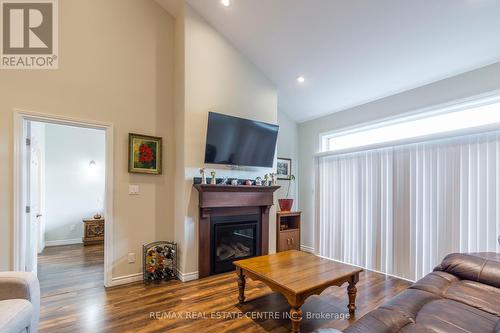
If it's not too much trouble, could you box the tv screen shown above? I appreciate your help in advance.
[204,112,279,167]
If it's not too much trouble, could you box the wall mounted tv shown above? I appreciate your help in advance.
[204,112,279,168]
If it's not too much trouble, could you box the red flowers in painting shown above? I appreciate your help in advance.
[139,143,154,163]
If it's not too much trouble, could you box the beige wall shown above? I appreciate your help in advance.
[298,61,500,249]
[0,0,176,279]
[176,5,278,275]
[276,111,299,210]
[172,1,187,278]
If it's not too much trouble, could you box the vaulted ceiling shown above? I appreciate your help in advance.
[185,0,500,122]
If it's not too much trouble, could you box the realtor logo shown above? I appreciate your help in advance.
[1,0,58,69]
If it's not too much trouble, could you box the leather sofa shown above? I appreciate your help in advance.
[346,252,500,333]
[0,272,40,333]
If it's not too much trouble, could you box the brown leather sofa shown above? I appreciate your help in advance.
[345,252,500,333]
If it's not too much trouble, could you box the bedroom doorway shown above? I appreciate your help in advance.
[13,110,114,287]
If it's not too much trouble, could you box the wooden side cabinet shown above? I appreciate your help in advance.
[276,211,301,252]
[82,218,105,245]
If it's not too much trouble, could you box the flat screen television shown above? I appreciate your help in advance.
[204,112,279,167]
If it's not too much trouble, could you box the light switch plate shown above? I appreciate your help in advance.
[128,185,139,195]
[128,253,136,263]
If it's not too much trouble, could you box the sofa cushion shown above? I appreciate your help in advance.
[410,271,458,296]
[435,252,500,288]
[410,270,500,317]
[378,288,498,332]
[415,298,498,333]
[342,308,413,333]
[346,289,499,333]
[0,299,33,333]
[444,279,500,316]
[380,289,440,320]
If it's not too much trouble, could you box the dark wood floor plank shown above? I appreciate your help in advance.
[38,244,411,332]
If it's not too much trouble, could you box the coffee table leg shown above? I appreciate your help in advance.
[347,273,359,317]
[290,307,302,333]
[237,268,246,304]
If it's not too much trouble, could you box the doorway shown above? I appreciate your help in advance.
[13,110,114,287]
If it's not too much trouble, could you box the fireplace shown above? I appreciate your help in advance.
[193,184,280,278]
[211,215,260,274]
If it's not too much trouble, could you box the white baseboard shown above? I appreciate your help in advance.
[177,269,199,282]
[108,273,143,287]
[315,253,416,283]
[45,238,82,247]
[300,245,315,253]
[107,270,199,288]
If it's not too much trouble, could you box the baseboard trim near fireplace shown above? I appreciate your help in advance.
[108,273,143,287]
[107,270,200,287]
[300,245,315,253]
[177,269,199,282]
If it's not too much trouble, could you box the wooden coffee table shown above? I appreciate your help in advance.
[234,250,363,333]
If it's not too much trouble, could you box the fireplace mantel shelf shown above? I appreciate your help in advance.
[193,184,280,209]
[193,184,280,191]
[193,183,280,278]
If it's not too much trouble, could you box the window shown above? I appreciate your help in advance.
[321,99,500,153]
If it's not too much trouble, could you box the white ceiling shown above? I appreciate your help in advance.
[185,0,500,123]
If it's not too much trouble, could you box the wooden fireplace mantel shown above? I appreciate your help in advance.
[194,184,280,208]
[193,184,280,278]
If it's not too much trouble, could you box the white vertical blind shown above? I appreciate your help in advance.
[316,131,500,281]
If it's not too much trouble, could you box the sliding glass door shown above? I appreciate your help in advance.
[316,131,500,281]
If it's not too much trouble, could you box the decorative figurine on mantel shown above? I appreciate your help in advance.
[264,174,270,186]
[231,179,239,186]
[200,168,207,184]
[245,179,252,186]
[210,170,217,184]
[271,173,278,186]
[255,176,262,186]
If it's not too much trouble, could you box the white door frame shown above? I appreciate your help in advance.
[13,109,114,287]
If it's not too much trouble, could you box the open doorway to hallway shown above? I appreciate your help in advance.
[24,120,106,289]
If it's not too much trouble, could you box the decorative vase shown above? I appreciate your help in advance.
[278,199,293,212]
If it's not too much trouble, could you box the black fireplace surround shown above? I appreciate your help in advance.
[210,214,261,275]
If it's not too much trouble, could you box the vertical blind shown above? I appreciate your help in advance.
[316,131,500,281]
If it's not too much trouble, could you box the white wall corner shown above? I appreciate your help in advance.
[176,269,199,282]
[300,245,315,253]
[107,273,143,288]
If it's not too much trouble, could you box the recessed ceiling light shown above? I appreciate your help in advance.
[297,76,305,83]
[221,0,231,7]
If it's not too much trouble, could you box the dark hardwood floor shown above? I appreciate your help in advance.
[38,244,411,333]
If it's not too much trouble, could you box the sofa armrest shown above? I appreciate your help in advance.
[0,272,39,302]
[434,252,500,288]
[0,272,40,332]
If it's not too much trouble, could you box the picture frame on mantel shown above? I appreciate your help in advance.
[128,133,162,175]
[277,157,292,180]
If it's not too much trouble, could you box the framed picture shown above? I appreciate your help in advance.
[277,157,292,180]
[128,133,162,175]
